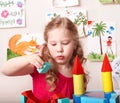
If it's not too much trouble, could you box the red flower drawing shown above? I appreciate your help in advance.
[1,10,9,18]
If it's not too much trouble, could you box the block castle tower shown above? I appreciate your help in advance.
[72,54,119,103]
[21,54,119,103]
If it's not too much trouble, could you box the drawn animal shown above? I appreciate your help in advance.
[9,34,37,56]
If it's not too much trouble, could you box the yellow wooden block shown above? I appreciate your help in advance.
[73,74,85,95]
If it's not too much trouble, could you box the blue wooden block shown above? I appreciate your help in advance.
[58,98,70,103]
[104,92,111,99]
[72,91,119,103]
[109,94,119,103]
[20,95,27,103]
[104,92,111,103]
[37,62,52,73]
[73,94,82,103]
[81,96,108,103]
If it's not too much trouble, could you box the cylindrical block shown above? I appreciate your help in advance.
[73,74,85,95]
[102,72,113,92]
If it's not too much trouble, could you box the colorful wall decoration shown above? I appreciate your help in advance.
[87,21,116,61]
[53,0,79,7]
[99,0,120,4]
[0,0,25,28]
[7,33,44,60]
[46,9,88,38]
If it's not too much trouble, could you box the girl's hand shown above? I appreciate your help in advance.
[28,45,45,69]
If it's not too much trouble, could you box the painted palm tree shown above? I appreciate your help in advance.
[74,12,87,37]
[92,21,107,55]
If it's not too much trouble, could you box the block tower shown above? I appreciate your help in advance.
[72,54,119,103]
[72,55,85,103]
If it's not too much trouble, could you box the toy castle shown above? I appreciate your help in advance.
[21,54,119,103]
[72,54,119,103]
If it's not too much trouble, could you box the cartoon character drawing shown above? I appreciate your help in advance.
[106,36,113,54]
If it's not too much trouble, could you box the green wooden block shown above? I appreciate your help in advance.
[58,98,70,103]
[37,62,52,73]
[20,95,27,103]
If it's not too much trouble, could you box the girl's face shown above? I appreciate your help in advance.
[47,28,75,65]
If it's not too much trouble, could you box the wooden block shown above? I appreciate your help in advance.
[109,94,119,103]
[58,98,70,103]
[73,94,81,103]
[20,95,27,103]
[81,96,107,103]
[37,62,52,73]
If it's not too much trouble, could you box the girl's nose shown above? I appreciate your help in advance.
[56,44,63,52]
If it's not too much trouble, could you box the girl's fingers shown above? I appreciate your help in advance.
[31,44,46,68]
[34,61,43,69]
[35,55,44,68]
[38,44,46,57]
[29,54,44,69]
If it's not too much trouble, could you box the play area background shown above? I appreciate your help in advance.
[1,0,120,102]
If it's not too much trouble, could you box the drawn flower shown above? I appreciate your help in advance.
[17,1,23,8]
[16,18,22,25]
[1,10,9,18]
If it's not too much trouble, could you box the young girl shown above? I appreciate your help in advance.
[1,17,88,102]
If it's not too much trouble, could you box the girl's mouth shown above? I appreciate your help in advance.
[57,56,64,60]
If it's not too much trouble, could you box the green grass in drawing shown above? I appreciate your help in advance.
[7,48,20,60]
[88,52,116,61]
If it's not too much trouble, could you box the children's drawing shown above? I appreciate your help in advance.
[46,9,88,38]
[7,33,45,60]
[87,21,116,62]
[99,0,120,4]
[0,0,25,28]
[106,36,113,54]
[53,0,79,7]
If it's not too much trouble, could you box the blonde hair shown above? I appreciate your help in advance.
[42,17,88,91]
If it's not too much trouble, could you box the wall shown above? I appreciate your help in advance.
[0,0,120,102]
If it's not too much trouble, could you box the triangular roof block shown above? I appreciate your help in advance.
[72,55,85,74]
[101,54,112,72]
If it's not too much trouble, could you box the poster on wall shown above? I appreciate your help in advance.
[0,0,25,28]
[87,21,116,62]
[99,0,120,4]
[53,0,79,7]
[7,33,45,60]
[46,9,88,38]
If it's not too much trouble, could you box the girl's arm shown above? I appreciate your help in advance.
[1,54,44,76]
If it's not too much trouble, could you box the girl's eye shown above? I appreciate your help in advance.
[62,41,69,45]
[51,43,56,46]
